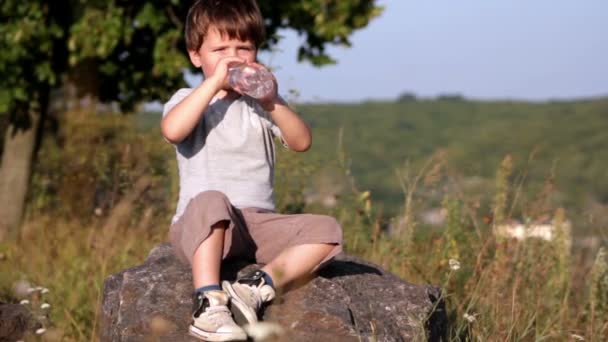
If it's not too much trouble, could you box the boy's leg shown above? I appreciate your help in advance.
[169,191,247,341]
[222,211,342,325]
[260,243,336,288]
[192,221,227,288]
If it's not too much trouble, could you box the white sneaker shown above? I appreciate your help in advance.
[189,290,247,341]
[222,270,276,325]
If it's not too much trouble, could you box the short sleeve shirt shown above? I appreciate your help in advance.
[163,89,284,223]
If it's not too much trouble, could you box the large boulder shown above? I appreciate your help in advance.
[102,244,447,341]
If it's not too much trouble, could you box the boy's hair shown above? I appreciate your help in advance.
[185,0,266,51]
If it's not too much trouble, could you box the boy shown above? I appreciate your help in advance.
[160,0,343,340]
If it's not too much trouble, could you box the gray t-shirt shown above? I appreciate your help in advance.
[163,88,284,223]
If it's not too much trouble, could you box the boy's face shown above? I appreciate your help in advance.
[188,26,257,88]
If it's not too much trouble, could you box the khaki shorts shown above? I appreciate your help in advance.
[169,190,343,268]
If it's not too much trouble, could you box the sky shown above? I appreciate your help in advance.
[182,0,608,104]
[248,0,608,103]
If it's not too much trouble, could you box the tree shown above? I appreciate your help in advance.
[397,92,417,103]
[0,0,383,241]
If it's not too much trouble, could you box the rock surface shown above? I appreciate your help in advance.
[0,303,33,341]
[102,243,447,341]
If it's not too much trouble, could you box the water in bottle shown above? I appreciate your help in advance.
[228,63,275,99]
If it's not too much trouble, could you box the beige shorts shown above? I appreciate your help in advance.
[169,190,343,268]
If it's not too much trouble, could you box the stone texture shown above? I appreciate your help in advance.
[0,303,34,342]
[102,243,447,341]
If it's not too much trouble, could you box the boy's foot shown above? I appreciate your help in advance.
[189,290,247,341]
[222,270,276,325]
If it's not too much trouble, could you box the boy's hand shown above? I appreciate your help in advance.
[207,56,245,91]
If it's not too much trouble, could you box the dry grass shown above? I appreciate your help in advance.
[1,113,607,341]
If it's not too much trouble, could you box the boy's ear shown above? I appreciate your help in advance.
[188,49,202,67]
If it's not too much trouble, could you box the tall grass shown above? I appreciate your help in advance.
[0,112,606,341]
[336,150,606,341]
[0,111,173,340]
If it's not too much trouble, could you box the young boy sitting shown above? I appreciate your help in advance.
[160,0,343,340]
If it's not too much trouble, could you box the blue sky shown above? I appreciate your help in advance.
[250,0,608,103]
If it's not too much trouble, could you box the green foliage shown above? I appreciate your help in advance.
[0,109,607,340]
[0,0,382,115]
[27,112,176,237]
[0,217,167,340]
[0,2,62,112]
[442,196,463,262]
[259,1,383,65]
[0,0,382,241]
[69,5,125,62]
[0,112,173,339]
[493,154,513,230]
[397,92,417,103]
[586,247,608,338]
[295,97,608,235]
[275,146,320,214]
[331,151,604,341]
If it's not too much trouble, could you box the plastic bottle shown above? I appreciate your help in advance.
[228,63,275,99]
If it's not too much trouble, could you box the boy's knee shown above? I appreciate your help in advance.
[316,215,343,244]
[311,216,343,269]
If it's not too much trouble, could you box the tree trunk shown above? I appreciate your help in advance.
[0,110,41,242]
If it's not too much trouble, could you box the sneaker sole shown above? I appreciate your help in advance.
[222,281,258,325]
[188,324,247,341]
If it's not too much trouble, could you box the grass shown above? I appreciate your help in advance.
[1,111,607,341]
[0,217,166,340]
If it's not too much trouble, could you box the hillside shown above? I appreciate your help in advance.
[141,96,608,232]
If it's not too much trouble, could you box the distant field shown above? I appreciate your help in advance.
[140,96,608,232]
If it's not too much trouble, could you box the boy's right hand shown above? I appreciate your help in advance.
[207,56,245,91]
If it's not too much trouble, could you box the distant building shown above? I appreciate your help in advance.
[420,208,447,226]
[494,219,572,243]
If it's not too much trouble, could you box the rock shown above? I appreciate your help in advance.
[102,244,447,341]
[0,303,33,341]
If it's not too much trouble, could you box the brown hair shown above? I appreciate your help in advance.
[185,0,266,51]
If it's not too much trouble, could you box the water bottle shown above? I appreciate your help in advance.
[228,63,275,99]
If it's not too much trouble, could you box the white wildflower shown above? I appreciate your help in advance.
[41,303,51,309]
[20,299,30,305]
[41,288,50,294]
[449,258,461,271]
[12,280,32,297]
[571,334,585,341]
[463,312,476,323]
[27,287,37,294]
[35,328,46,335]
[243,322,285,341]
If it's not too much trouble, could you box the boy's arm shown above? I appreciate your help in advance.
[160,56,243,144]
[251,69,310,151]
[160,80,221,144]
[263,98,312,152]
